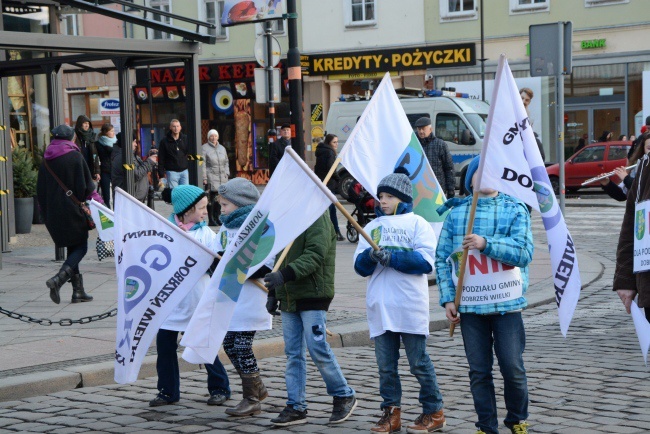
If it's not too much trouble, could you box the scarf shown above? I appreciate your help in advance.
[169,214,207,232]
[219,204,255,229]
[76,127,94,144]
[98,135,117,148]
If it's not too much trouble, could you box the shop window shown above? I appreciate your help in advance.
[435,113,470,144]
[60,14,79,36]
[147,0,173,40]
[585,0,628,7]
[509,0,549,14]
[345,0,376,27]
[440,0,477,22]
[203,0,228,40]
[69,92,110,131]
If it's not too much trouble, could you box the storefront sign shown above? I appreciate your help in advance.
[142,61,286,85]
[328,71,397,80]
[304,43,475,76]
[99,98,120,116]
[581,39,606,49]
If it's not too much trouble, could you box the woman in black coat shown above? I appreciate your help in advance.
[37,124,95,305]
[315,134,344,241]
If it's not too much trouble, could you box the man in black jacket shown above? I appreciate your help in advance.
[415,117,455,198]
[269,124,291,176]
[158,119,189,188]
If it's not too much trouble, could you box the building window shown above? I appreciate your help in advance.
[585,0,629,6]
[147,0,173,40]
[60,14,79,36]
[510,0,549,14]
[255,19,286,35]
[345,0,376,27]
[440,0,477,22]
[203,0,228,39]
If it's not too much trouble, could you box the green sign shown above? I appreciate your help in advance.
[581,39,606,49]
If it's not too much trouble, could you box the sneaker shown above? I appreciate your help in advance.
[329,395,357,424]
[148,393,178,407]
[270,406,308,426]
[509,421,530,434]
[406,409,446,433]
[207,392,229,406]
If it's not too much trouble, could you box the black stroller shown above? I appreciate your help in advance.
[346,181,376,243]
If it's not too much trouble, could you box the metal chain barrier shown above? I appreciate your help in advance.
[0,306,117,326]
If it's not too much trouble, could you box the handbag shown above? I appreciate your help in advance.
[96,237,115,261]
[43,160,96,230]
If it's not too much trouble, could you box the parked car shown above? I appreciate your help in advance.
[546,141,632,194]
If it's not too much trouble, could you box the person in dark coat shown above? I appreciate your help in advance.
[37,124,95,305]
[414,117,455,198]
[74,115,100,182]
[157,119,189,188]
[315,134,344,241]
[111,132,154,203]
[96,123,117,207]
[269,124,291,176]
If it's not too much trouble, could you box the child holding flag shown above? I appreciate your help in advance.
[149,185,231,407]
[435,156,533,434]
[353,168,446,434]
[215,178,273,417]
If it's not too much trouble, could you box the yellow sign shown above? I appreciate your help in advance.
[311,126,324,139]
[311,103,323,125]
[328,71,398,81]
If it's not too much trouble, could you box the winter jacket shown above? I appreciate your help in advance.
[269,137,290,176]
[202,142,230,191]
[273,212,336,312]
[435,193,533,315]
[37,139,95,247]
[614,156,650,308]
[111,141,153,203]
[96,135,115,175]
[158,130,189,176]
[419,133,455,196]
[314,142,339,192]
[74,115,100,176]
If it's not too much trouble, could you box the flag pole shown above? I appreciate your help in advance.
[449,192,479,337]
[284,147,379,250]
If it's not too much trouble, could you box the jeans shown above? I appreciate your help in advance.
[281,310,355,412]
[64,241,88,274]
[166,169,189,189]
[98,172,112,208]
[460,312,528,434]
[328,203,340,235]
[374,331,444,414]
[156,329,230,401]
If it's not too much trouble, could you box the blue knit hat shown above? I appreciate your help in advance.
[171,185,206,216]
[464,156,481,194]
[377,167,413,203]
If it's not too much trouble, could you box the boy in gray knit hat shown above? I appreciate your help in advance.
[353,167,446,433]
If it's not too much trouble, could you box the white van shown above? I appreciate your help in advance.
[325,92,489,198]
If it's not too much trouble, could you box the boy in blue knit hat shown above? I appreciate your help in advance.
[435,156,534,434]
[354,167,446,434]
[149,184,231,407]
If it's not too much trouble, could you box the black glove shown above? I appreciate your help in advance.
[369,248,391,267]
[266,290,280,316]
[264,271,285,291]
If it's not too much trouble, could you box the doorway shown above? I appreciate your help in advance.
[565,103,624,159]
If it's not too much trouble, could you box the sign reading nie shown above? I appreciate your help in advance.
[304,43,475,76]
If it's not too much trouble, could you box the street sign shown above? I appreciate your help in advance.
[254,35,281,68]
[529,22,572,77]
[254,68,281,104]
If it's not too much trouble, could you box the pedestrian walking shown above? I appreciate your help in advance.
[354,167,446,434]
[435,156,534,434]
[315,134,344,240]
[158,119,189,188]
[37,124,95,304]
[264,213,357,427]
[202,129,230,226]
[149,185,231,407]
[95,123,116,207]
[215,178,273,417]
[414,117,455,198]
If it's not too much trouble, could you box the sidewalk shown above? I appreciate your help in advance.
[0,197,607,401]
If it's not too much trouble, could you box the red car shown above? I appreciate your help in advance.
[546,141,632,194]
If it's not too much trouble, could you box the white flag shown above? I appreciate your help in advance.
[476,55,581,337]
[631,300,650,366]
[339,72,448,239]
[113,189,216,384]
[181,149,333,364]
[89,199,114,241]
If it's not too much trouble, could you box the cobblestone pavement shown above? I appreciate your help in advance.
[1,203,649,433]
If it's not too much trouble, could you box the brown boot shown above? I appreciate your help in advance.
[371,406,401,433]
[406,409,445,433]
[224,372,267,417]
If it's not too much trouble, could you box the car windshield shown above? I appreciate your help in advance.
[465,113,486,139]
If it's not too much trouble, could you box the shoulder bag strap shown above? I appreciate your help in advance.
[43,160,82,206]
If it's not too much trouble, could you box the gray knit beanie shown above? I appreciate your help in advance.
[218,178,260,207]
[376,167,413,203]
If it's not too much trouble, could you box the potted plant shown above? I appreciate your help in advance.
[12,146,38,234]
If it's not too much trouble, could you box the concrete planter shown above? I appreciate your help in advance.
[14,197,34,234]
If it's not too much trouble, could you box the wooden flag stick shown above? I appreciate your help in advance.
[449,191,480,337]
